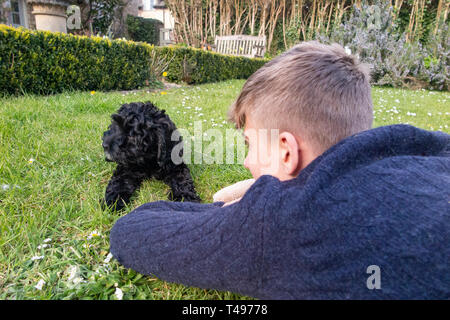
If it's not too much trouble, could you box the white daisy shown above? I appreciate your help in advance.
[87,230,101,240]
[31,255,44,261]
[114,287,124,300]
[35,279,45,290]
[104,252,113,263]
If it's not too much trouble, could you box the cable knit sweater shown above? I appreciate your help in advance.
[109,124,450,299]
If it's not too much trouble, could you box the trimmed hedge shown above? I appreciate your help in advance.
[0,25,154,94]
[155,46,268,84]
[126,15,163,45]
[0,24,268,95]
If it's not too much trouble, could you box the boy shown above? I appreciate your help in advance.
[109,41,449,299]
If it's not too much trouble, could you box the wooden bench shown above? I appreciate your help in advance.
[213,35,266,58]
[159,28,174,46]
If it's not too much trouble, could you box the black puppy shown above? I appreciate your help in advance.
[102,101,200,210]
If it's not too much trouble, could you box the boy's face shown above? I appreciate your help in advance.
[243,115,315,181]
[243,116,287,180]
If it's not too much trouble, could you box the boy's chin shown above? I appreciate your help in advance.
[247,164,284,180]
[248,170,260,180]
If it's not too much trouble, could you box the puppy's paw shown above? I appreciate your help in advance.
[102,195,127,211]
[167,190,201,203]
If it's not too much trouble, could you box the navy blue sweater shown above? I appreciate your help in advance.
[109,125,450,299]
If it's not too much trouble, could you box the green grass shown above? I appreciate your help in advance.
[0,80,449,299]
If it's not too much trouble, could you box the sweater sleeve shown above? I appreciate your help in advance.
[109,175,280,297]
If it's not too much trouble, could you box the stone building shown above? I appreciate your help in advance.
[1,0,174,41]
[140,0,174,30]
[1,0,69,32]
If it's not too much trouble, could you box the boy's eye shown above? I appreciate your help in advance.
[244,138,251,149]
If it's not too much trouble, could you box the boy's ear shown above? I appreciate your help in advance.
[279,132,300,175]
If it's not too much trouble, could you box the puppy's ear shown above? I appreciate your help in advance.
[112,114,124,127]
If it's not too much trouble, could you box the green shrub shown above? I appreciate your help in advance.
[155,46,268,84]
[318,0,449,91]
[126,15,163,45]
[0,24,156,95]
[0,24,268,95]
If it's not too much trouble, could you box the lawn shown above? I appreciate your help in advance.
[0,80,448,299]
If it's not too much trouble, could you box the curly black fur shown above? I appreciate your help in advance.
[102,101,201,210]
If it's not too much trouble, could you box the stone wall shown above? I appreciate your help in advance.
[3,0,149,38]
[25,2,36,30]
[29,0,68,33]
[139,7,174,29]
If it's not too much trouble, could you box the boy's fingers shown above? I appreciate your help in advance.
[213,178,256,202]
[222,197,242,207]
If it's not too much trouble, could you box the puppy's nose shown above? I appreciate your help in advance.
[104,151,113,162]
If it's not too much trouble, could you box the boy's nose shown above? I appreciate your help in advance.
[244,155,249,169]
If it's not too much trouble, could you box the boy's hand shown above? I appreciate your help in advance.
[213,178,255,206]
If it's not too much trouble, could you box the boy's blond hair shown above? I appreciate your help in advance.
[228,41,373,155]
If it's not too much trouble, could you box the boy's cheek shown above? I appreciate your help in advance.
[244,153,261,179]
[260,161,281,178]
[244,158,259,179]
[245,155,281,180]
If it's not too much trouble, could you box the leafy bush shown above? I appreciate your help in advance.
[0,24,156,95]
[318,0,448,91]
[126,15,163,45]
[421,12,450,91]
[154,46,268,84]
[0,24,268,95]
[90,0,127,37]
[65,0,127,37]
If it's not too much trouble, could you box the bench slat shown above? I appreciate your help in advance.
[213,35,266,58]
